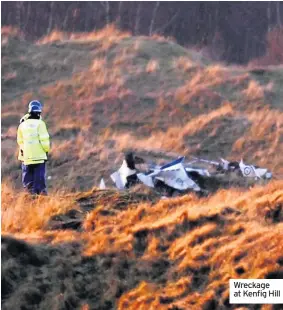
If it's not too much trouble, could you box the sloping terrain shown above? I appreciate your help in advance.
[1,27,283,310]
[2,27,283,192]
[2,181,283,310]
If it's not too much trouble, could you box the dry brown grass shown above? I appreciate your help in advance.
[36,24,130,47]
[146,59,159,73]
[1,182,77,234]
[91,57,107,72]
[182,103,233,136]
[242,80,264,101]
[173,56,196,72]
[2,181,283,309]
[2,26,283,190]
[232,108,283,172]
[2,25,283,310]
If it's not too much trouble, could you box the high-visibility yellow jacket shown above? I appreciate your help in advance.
[17,119,50,165]
[18,113,42,161]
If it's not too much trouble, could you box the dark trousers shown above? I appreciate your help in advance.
[22,163,47,195]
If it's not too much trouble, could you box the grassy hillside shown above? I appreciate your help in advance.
[2,181,283,310]
[2,26,282,191]
[1,26,283,310]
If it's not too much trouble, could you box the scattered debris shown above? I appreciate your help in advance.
[99,178,106,190]
[101,152,273,197]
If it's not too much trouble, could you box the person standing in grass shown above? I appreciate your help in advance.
[17,100,50,195]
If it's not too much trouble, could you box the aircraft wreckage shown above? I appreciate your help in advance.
[100,152,273,197]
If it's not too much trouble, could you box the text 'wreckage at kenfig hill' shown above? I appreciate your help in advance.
[100,152,273,197]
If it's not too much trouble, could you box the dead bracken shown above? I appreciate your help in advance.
[1,26,283,310]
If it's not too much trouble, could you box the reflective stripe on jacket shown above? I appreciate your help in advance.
[17,119,50,165]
